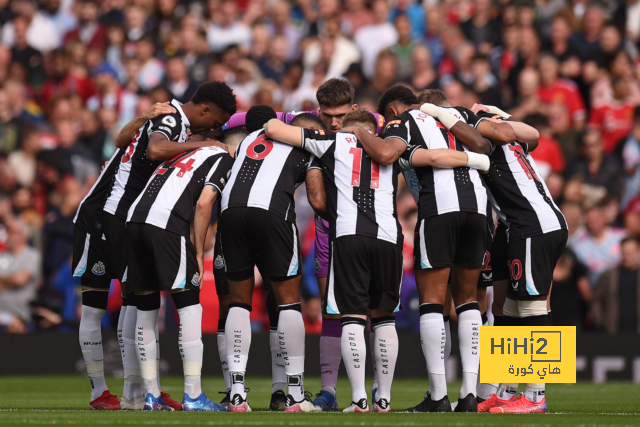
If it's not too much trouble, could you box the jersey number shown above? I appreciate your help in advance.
[122,130,140,163]
[349,147,379,188]
[508,144,539,181]
[247,134,274,160]
[155,151,197,178]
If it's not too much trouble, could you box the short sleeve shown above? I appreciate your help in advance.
[382,115,410,145]
[454,107,483,128]
[149,112,182,140]
[399,144,420,171]
[205,153,235,194]
[301,128,336,158]
[307,155,323,171]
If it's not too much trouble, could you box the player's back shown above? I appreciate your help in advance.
[221,129,311,222]
[104,99,190,220]
[301,128,402,245]
[128,146,233,237]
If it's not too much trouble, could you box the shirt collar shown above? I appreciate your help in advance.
[171,99,190,128]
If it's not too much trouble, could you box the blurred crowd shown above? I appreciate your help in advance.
[0,0,640,334]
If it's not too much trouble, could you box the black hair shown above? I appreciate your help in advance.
[223,128,249,147]
[377,84,418,115]
[290,113,327,131]
[191,81,238,116]
[246,105,277,133]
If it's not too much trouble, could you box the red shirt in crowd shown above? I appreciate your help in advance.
[587,100,635,154]
[538,78,586,125]
[530,134,566,173]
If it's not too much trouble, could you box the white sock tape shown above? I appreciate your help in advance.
[517,300,548,318]
[503,298,519,317]
[183,360,203,377]
[85,362,104,378]
[140,361,158,380]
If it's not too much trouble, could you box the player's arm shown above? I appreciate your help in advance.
[115,102,177,149]
[472,103,540,149]
[263,119,303,147]
[147,133,223,161]
[193,186,217,287]
[408,146,490,171]
[344,126,407,165]
[306,167,327,219]
[421,103,491,155]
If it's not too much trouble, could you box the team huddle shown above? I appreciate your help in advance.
[72,78,567,414]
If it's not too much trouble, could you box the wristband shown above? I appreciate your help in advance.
[487,105,511,119]
[466,152,490,172]
[435,107,460,130]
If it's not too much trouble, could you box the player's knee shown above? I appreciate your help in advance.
[81,289,109,310]
[136,291,161,311]
[171,289,200,309]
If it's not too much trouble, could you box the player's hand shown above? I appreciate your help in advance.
[141,102,176,120]
[101,160,109,171]
[419,103,440,117]
[197,254,205,287]
[471,103,490,114]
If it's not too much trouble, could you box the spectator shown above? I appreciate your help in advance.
[509,67,545,120]
[565,131,622,198]
[570,4,604,61]
[180,28,209,84]
[391,14,420,81]
[551,249,591,329]
[135,37,165,93]
[354,0,398,79]
[7,128,41,187]
[622,110,640,209]
[63,0,107,53]
[524,114,566,177]
[460,0,502,55]
[537,54,586,131]
[587,76,636,155]
[340,0,375,37]
[76,109,107,163]
[303,17,360,79]
[124,5,149,43]
[1,0,61,53]
[86,62,138,123]
[388,0,424,41]
[257,35,289,84]
[0,89,25,154]
[570,201,627,285]
[10,16,46,89]
[548,102,581,163]
[591,51,640,109]
[0,218,42,327]
[164,55,199,104]
[207,0,252,54]
[40,50,95,109]
[593,236,640,333]
[470,54,501,107]
[623,194,640,237]
[546,15,582,79]
[267,1,302,61]
[403,45,438,92]
[423,6,445,67]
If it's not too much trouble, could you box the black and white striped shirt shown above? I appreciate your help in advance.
[73,149,124,235]
[301,129,403,246]
[221,129,312,223]
[386,109,487,220]
[127,146,234,237]
[104,99,190,220]
[474,111,567,241]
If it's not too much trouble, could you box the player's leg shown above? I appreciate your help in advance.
[213,231,232,406]
[368,239,403,413]
[492,230,567,414]
[408,215,456,413]
[329,236,371,413]
[263,216,318,413]
[219,208,258,412]
[313,217,341,411]
[73,227,120,410]
[262,277,288,410]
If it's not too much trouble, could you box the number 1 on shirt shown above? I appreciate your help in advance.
[349,147,380,189]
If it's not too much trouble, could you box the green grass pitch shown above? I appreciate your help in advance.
[0,376,639,426]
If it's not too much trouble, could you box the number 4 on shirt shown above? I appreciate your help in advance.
[156,151,197,178]
[349,147,380,188]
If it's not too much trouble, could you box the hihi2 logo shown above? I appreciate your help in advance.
[480,327,576,383]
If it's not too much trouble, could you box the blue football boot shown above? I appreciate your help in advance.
[312,389,339,411]
[182,393,228,412]
[143,393,175,411]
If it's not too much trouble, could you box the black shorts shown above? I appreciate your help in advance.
[326,235,403,316]
[491,223,509,282]
[414,212,487,270]
[213,228,229,296]
[126,222,200,293]
[219,208,301,282]
[478,222,494,288]
[72,226,112,288]
[102,213,128,282]
[506,230,568,297]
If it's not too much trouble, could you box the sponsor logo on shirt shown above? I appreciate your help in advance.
[386,120,401,127]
